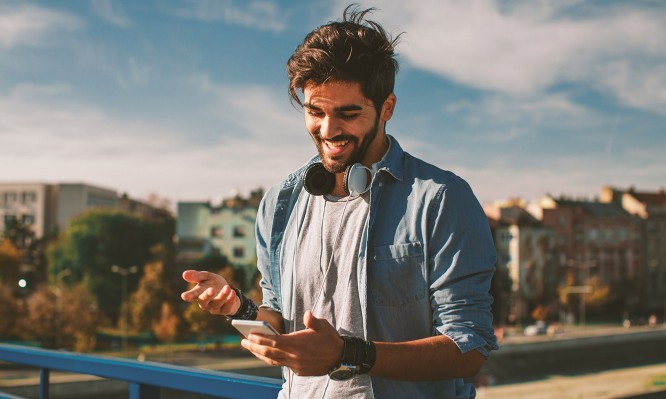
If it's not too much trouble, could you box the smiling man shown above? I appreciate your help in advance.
[181,6,498,398]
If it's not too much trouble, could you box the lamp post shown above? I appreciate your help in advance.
[566,258,596,326]
[111,265,138,354]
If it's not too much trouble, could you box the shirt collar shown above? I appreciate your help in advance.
[372,134,404,182]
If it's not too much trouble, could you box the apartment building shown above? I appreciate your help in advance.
[0,182,168,240]
[0,183,57,240]
[485,199,558,325]
[601,186,666,313]
[176,189,263,266]
[538,194,643,316]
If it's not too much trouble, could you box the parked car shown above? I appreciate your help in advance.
[524,321,548,336]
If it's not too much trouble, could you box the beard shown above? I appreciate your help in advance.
[312,115,381,174]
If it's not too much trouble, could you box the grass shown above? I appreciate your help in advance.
[649,373,666,387]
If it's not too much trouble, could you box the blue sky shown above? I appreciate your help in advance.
[1,0,664,207]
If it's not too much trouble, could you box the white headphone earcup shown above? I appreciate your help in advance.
[344,163,373,196]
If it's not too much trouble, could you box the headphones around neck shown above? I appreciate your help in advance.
[303,162,374,197]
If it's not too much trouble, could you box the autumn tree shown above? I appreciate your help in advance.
[22,283,99,351]
[47,209,173,322]
[131,259,179,333]
[153,302,180,345]
[0,240,21,288]
[2,218,50,289]
[0,285,22,339]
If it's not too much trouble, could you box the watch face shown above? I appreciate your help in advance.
[329,365,356,381]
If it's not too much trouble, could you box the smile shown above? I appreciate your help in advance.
[326,140,349,148]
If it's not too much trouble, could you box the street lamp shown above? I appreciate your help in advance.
[111,265,138,354]
[566,258,596,326]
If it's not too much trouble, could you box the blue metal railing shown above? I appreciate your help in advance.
[0,343,281,399]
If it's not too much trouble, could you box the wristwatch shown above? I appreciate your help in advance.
[328,336,376,381]
[328,336,358,381]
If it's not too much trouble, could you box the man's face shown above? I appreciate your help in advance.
[303,81,385,174]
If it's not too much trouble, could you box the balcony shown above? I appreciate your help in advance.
[0,343,281,399]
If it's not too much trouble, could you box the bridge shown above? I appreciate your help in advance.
[0,343,281,399]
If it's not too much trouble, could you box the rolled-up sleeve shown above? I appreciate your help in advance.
[428,178,498,358]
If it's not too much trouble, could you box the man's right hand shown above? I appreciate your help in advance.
[181,270,241,316]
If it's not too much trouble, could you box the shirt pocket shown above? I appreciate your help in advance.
[368,242,426,307]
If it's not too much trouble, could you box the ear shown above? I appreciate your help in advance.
[380,93,397,123]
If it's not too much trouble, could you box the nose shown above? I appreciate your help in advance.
[319,116,340,139]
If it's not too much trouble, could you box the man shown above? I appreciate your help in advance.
[181,6,497,398]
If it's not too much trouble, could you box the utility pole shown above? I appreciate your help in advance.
[111,265,138,355]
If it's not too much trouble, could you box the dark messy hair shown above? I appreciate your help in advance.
[286,5,401,112]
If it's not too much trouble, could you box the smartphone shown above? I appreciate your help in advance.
[231,319,279,338]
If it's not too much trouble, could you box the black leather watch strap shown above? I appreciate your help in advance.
[358,339,376,374]
[226,288,258,320]
[337,336,376,374]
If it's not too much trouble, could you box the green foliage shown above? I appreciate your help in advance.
[0,241,21,286]
[0,284,23,339]
[46,209,172,321]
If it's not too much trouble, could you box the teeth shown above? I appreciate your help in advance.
[327,140,348,147]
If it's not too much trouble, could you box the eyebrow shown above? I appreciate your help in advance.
[303,102,364,112]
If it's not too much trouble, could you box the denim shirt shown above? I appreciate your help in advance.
[255,135,498,398]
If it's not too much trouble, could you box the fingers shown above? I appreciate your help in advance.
[241,336,290,368]
[180,270,223,302]
[180,270,238,315]
[182,269,210,283]
[196,285,238,315]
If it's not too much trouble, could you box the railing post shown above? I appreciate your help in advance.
[128,382,160,399]
[39,368,50,399]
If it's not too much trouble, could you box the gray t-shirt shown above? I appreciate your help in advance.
[280,193,373,399]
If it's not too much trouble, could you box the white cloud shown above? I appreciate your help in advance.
[91,0,130,27]
[347,0,666,113]
[189,73,306,144]
[0,80,313,203]
[0,2,82,48]
[441,92,589,141]
[169,0,286,32]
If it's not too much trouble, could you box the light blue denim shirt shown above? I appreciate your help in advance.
[255,135,498,398]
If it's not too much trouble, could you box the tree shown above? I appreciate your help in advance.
[2,218,50,289]
[22,283,99,351]
[131,260,175,332]
[0,240,21,287]
[153,302,180,345]
[0,285,22,339]
[2,218,34,248]
[47,209,172,322]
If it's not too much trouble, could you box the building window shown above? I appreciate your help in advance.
[233,247,245,258]
[3,192,17,205]
[233,226,245,238]
[4,214,17,225]
[21,192,36,205]
[22,214,35,225]
[210,226,222,238]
